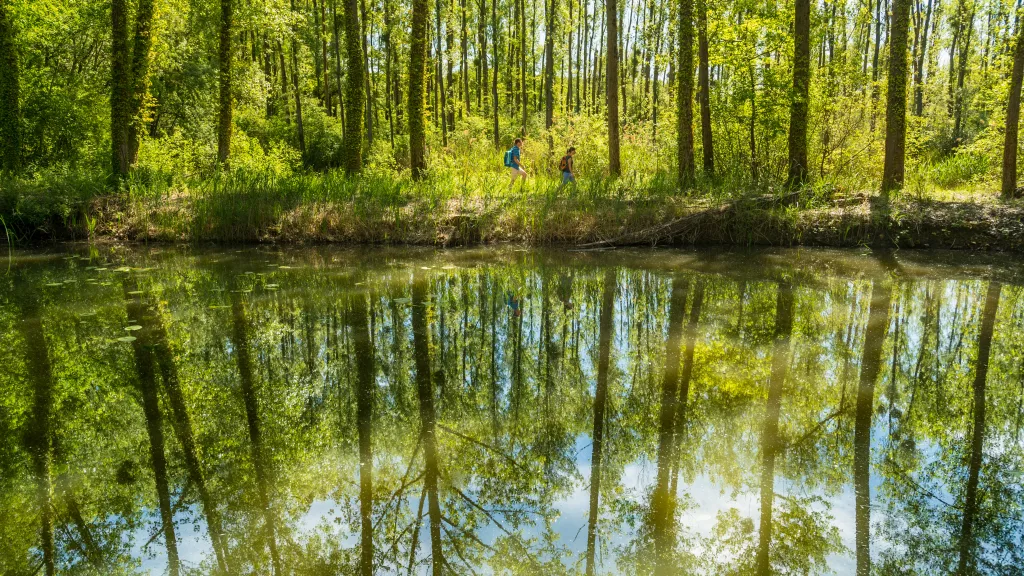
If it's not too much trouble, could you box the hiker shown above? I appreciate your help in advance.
[504,138,528,186]
[558,147,577,190]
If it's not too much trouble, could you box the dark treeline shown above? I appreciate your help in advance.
[2,249,1024,574]
[3,0,1024,194]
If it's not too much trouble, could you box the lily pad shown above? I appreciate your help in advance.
[124,325,142,331]
[127,290,143,295]
[116,336,137,343]
[45,282,62,287]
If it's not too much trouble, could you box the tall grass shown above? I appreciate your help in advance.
[0,109,1013,244]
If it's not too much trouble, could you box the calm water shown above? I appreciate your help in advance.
[2,246,1023,576]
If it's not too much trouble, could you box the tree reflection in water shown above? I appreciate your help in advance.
[1,248,1023,575]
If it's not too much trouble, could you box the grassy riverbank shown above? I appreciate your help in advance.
[3,166,1024,251]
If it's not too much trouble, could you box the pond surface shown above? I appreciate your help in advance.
[2,246,1023,575]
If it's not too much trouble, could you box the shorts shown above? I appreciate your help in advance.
[509,167,527,176]
[561,171,576,184]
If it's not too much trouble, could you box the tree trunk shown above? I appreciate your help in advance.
[676,0,694,185]
[0,1,21,171]
[952,7,975,147]
[491,0,500,146]
[343,0,365,172]
[913,0,935,115]
[607,0,621,175]
[881,0,912,192]
[410,0,430,176]
[290,15,306,157]
[545,0,557,129]
[787,0,811,186]
[111,0,131,178]
[217,0,232,164]
[351,293,375,576]
[754,282,794,576]
[956,282,1001,576]
[412,275,444,576]
[854,281,892,576]
[1002,15,1024,198]
[126,0,155,165]
[231,292,283,575]
[362,0,375,144]
[585,269,616,576]
[696,0,712,176]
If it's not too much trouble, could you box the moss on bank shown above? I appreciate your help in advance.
[3,170,1024,251]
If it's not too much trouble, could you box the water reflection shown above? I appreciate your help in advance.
[2,247,1024,575]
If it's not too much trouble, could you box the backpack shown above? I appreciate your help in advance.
[558,155,570,172]
[503,149,514,168]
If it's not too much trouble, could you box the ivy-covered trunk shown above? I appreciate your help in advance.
[343,0,366,172]
[409,0,429,177]
[787,0,810,187]
[217,0,233,164]
[882,0,912,193]
[0,1,21,171]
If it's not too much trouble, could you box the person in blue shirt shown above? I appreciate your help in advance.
[505,138,529,187]
[558,146,577,191]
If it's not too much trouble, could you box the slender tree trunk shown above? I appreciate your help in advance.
[343,0,365,172]
[881,0,912,192]
[607,0,621,175]
[332,0,345,120]
[677,0,694,185]
[412,275,444,576]
[913,0,935,115]
[461,0,470,115]
[696,0,712,176]
[545,0,557,129]
[584,270,616,576]
[0,1,22,171]
[351,293,375,576]
[362,0,374,143]
[435,0,449,146]
[410,0,430,176]
[384,3,396,145]
[492,0,500,146]
[956,282,1001,576]
[787,0,811,186]
[952,7,975,147]
[217,0,233,164]
[290,15,306,157]
[278,42,291,124]
[1002,14,1024,198]
[854,281,892,576]
[754,282,794,576]
[478,0,488,113]
[519,0,527,133]
[231,292,283,575]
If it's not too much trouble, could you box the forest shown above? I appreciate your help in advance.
[3,0,1024,244]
